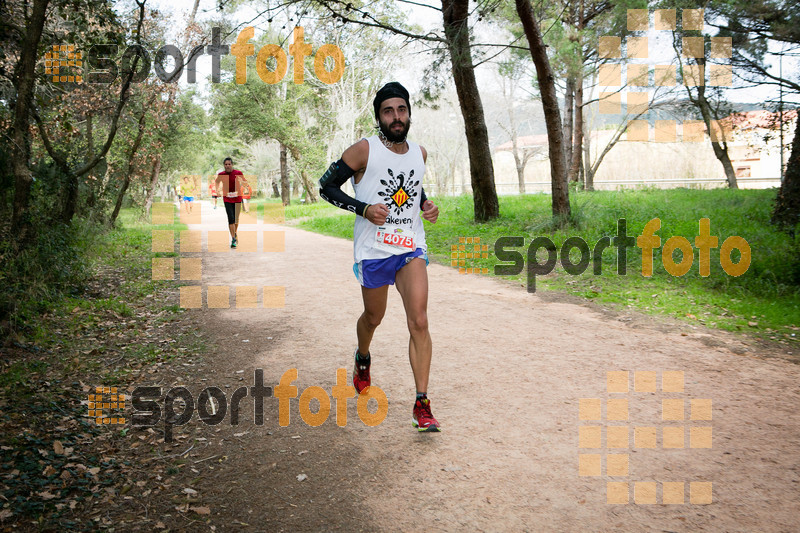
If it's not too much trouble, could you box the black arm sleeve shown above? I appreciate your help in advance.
[318,159,369,217]
[420,188,428,205]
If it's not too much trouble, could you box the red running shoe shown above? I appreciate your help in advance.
[353,350,370,394]
[412,398,441,432]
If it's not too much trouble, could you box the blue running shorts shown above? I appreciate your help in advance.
[353,248,428,288]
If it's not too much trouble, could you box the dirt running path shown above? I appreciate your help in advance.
[171,201,799,532]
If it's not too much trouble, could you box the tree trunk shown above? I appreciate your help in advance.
[61,166,80,223]
[441,0,499,221]
[110,109,148,226]
[694,84,738,189]
[86,112,98,208]
[300,170,317,203]
[569,2,584,185]
[564,77,575,170]
[569,69,584,184]
[583,123,594,191]
[515,0,571,223]
[507,96,526,194]
[513,141,525,194]
[10,0,50,245]
[772,116,800,234]
[279,143,290,206]
[143,154,163,215]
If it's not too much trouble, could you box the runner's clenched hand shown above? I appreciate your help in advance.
[421,200,438,224]
[366,203,390,225]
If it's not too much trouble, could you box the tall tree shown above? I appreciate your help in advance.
[8,0,51,244]
[709,0,800,229]
[440,0,499,220]
[32,0,149,224]
[516,0,571,222]
[662,1,737,188]
[279,0,500,221]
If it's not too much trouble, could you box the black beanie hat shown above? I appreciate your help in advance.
[373,82,411,121]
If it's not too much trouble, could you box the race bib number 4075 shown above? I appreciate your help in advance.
[375,226,414,253]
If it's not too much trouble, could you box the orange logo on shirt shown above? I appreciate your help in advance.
[391,188,409,207]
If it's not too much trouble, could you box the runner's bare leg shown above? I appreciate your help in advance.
[395,257,431,392]
[357,285,388,355]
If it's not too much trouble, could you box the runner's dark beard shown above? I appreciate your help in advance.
[379,118,411,143]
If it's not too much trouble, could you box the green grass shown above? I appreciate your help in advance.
[286,189,800,341]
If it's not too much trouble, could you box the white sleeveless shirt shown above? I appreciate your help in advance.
[352,136,427,262]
